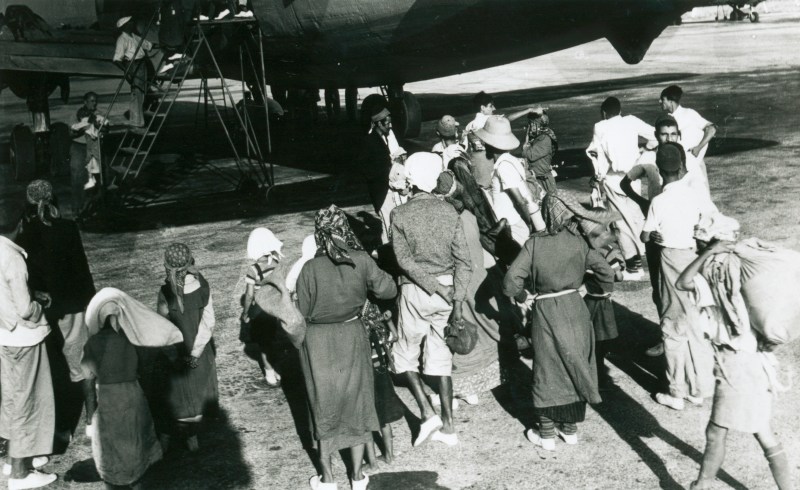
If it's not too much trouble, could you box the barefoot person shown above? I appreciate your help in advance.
[296,205,397,490]
[675,214,793,490]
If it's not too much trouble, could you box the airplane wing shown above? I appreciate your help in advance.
[0,32,118,77]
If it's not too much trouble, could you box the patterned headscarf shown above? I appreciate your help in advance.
[26,179,59,226]
[314,205,364,266]
[164,242,198,313]
[540,193,579,235]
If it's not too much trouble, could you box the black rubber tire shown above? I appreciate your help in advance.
[360,93,388,130]
[391,91,422,138]
[750,11,759,22]
[10,124,36,182]
[49,122,72,176]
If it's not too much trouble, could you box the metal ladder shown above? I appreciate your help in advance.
[102,15,272,200]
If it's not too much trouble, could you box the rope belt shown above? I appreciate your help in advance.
[532,289,578,301]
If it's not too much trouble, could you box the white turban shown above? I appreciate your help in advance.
[694,213,740,242]
[247,227,284,261]
[405,152,443,193]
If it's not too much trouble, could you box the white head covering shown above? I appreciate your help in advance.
[247,227,284,261]
[285,234,317,292]
[694,213,740,242]
[85,288,183,347]
[116,16,132,28]
[405,152,443,193]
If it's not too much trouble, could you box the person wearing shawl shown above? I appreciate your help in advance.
[83,288,181,489]
[16,180,99,439]
[295,205,396,490]
[503,194,613,451]
[432,170,516,407]
[675,215,792,490]
[522,112,559,195]
[156,243,218,452]
[240,228,285,387]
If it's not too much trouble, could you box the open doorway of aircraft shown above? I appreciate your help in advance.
[1,0,726,186]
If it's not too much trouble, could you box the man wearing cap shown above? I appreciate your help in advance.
[113,16,155,128]
[641,143,716,411]
[432,115,466,169]
[0,202,57,490]
[475,116,545,245]
[391,152,472,447]
[358,106,406,243]
[659,85,716,191]
[586,96,657,281]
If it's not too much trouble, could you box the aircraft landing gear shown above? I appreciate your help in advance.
[324,88,341,121]
[345,86,358,122]
[387,85,421,138]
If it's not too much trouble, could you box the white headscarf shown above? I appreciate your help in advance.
[247,227,284,261]
[405,152,442,193]
[85,288,183,347]
[285,235,317,292]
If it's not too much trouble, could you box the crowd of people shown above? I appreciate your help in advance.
[0,83,793,490]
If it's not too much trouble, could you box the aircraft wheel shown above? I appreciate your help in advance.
[10,124,36,182]
[345,86,358,122]
[390,91,422,138]
[360,93,388,129]
[49,122,72,176]
[750,11,759,22]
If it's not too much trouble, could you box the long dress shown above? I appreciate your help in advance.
[503,229,613,422]
[158,274,219,420]
[296,251,397,458]
[82,329,162,486]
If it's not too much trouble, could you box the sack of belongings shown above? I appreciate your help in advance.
[735,238,800,346]
[254,267,307,349]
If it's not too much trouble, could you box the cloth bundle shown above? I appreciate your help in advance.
[253,266,306,349]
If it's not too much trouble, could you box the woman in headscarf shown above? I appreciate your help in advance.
[295,205,397,490]
[156,242,218,452]
[433,170,516,407]
[16,179,99,439]
[240,227,285,387]
[522,113,558,195]
[502,194,614,451]
[83,288,183,489]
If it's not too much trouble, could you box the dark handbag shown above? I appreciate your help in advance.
[444,318,478,355]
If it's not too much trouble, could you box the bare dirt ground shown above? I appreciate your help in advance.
[1,5,800,489]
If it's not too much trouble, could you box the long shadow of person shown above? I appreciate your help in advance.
[596,302,747,490]
[43,323,85,453]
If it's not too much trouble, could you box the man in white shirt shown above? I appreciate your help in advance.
[586,96,657,280]
[659,85,716,191]
[641,143,716,411]
[431,115,466,169]
[113,16,155,128]
[475,116,545,245]
[0,204,56,489]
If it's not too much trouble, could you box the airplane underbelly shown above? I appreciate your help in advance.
[254,0,682,88]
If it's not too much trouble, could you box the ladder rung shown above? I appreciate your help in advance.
[111,165,129,174]
[107,183,119,191]
[144,111,166,118]
[106,126,129,135]
[120,147,146,156]
[129,127,156,136]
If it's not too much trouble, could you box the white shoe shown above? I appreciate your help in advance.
[685,394,704,406]
[8,470,57,490]
[235,10,254,18]
[413,415,443,447]
[525,428,555,451]
[265,370,280,387]
[431,430,458,446]
[85,423,95,439]
[215,9,230,19]
[196,15,209,21]
[83,175,96,190]
[622,269,644,281]
[309,475,337,490]
[655,392,685,411]
[461,394,480,405]
[2,457,49,477]
[350,473,369,490]
[168,53,185,61]
[158,63,175,75]
[645,343,665,357]
[555,427,578,445]
[428,394,459,410]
